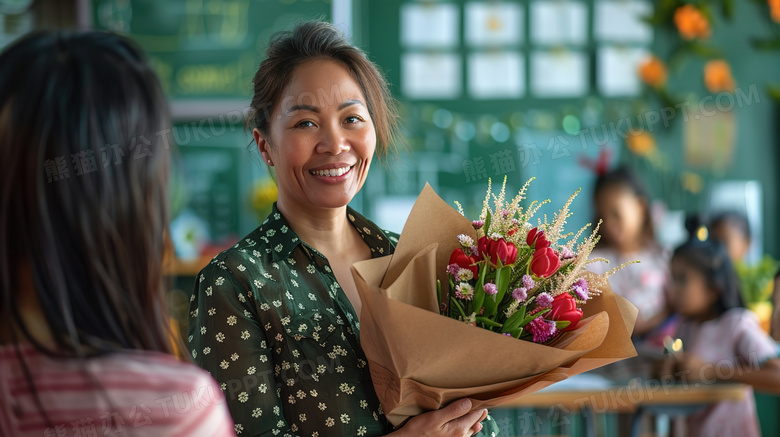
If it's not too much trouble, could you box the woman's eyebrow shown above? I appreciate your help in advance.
[338,99,364,110]
[287,104,319,114]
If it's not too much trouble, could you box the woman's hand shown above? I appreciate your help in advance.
[389,399,488,437]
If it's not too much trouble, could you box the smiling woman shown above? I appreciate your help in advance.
[188,20,499,437]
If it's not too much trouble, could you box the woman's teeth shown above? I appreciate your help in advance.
[310,166,351,177]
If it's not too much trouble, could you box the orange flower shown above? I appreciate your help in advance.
[771,0,780,23]
[638,56,667,88]
[625,130,656,157]
[674,5,711,40]
[704,60,736,93]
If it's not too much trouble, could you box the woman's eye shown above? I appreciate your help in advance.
[345,115,363,124]
[296,120,316,128]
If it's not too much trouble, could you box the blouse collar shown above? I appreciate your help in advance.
[260,202,395,262]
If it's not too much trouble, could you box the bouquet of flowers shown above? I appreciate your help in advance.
[440,177,628,344]
[351,179,638,427]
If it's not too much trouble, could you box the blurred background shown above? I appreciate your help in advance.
[2,0,779,435]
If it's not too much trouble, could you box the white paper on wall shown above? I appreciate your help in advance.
[465,2,523,46]
[597,46,649,96]
[530,50,588,97]
[468,51,525,99]
[530,0,587,46]
[594,0,653,43]
[400,3,459,48]
[402,52,462,99]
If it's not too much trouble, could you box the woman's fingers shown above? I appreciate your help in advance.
[435,398,473,423]
[446,407,488,436]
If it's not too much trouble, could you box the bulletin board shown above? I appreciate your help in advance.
[356,0,653,233]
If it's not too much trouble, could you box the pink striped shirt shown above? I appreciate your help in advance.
[0,342,236,437]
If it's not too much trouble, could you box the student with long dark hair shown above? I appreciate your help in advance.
[0,31,234,436]
[660,234,780,437]
[589,167,672,341]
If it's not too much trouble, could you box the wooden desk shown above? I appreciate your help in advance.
[504,381,749,413]
[498,380,749,437]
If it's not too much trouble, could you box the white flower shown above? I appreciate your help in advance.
[208,307,216,316]
[457,268,474,282]
[237,264,246,272]
[252,408,262,418]
[318,402,327,411]
[340,413,350,424]
[457,234,474,247]
[215,277,225,286]
[339,383,355,395]
[227,315,237,326]
[205,286,213,296]
[234,424,243,434]
[220,360,229,369]
[230,353,239,361]
[299,413,307,422]
[325,417,335,427]
[247,366,256,375]
[215,332,225,342]
[240,330,250,340]
[200,326,207,335]
[259,384,268,393]
[238,392,249,403]
[203,347,211,355]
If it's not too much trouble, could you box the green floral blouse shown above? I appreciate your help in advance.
[187,204,499,437]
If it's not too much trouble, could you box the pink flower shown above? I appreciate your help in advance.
[536,292,553,308]
[522,274,535,289]
[512,287,527,301]
[572,278,589,301]
[561,247,576,259]
[455,283,474,301]
[528,318,557,343]
[483,282,498,295]
[472,220,485,229]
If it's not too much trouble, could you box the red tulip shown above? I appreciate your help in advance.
[476,236,489,261]
[493,238,518,265]
[526,227,551,249]
[550,292,583,331]
[530,247,560,278]
[449,248,478,276]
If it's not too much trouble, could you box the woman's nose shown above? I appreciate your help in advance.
[316,125,350,155]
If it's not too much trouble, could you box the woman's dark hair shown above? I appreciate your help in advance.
[247,20,401,158]
[710,210,752,241]
[593,166,655,247]
[672,223,744,316]
[0,30,174,357]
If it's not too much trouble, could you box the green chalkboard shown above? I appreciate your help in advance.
[92,0,332,99]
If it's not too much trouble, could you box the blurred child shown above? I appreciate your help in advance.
[710,211,752,263]
[0,31,233,436]
[589,167,672,340]
[662,236,780,437]
[770,270,780,341]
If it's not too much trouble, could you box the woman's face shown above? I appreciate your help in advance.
[670,258,717,319]
[594,184,647,251]
[255,59,376,211]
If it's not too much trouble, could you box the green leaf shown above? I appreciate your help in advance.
[520,308,551,327]
[450,296,468,320]
[555,320,571,330]
[472,260,489,314]
[484,210,492,236]
[723,0,733,20]
[501,305,527,333]
[476,316,503,329]
[437,280,443,315]
[494,266,512,304]
[752,37,780,51]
